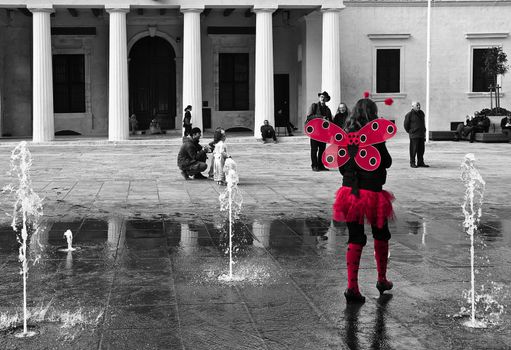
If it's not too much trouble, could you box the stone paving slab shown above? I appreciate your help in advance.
[0,136,510,349]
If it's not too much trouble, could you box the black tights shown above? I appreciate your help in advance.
[347,221,391,246]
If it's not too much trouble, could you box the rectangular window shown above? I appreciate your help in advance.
[219,53,249,111]
[472,48,494,92]
[53,54,85,113]
[376,49,400,93]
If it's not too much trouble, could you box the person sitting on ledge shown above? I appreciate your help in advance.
[260,120,278,143]
[177,127,211,180]
[275,109,298,136]
[129,114,138,135]
[468,113,490,143]
[501,115,511,135]
[149,118,162,134]
[454,114,476,142]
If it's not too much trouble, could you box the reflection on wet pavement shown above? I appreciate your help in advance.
[0,212,510,349]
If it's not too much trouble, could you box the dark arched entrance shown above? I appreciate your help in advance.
[129,36,176,130]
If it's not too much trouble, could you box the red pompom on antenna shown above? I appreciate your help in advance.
[384,98,394,106]
[363,91,370,98]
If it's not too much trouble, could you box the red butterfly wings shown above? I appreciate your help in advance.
[354,144,381,171]
[303,118,348,145]
[304,118,397,171]
[322,144,350,168]
[357,119,397,145]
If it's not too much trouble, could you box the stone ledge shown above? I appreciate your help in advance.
[429,131,454,141]
[474,133,510,143]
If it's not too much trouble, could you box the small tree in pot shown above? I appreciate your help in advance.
[482,47,509,114]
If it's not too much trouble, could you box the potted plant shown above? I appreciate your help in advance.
[479,107,511,133]
[482,47,509,113]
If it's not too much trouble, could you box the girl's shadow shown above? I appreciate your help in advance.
[344,294,394,350]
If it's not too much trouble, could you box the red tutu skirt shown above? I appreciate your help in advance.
[332,186,395,229]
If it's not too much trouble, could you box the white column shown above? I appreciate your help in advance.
[107,7,130,141]
[321,4,344,112]
[181,6,203,132]
[253,6,276,138]
[29,7,54,142]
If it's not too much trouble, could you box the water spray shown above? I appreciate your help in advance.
[460,153,486,328]
[3,141,43,337]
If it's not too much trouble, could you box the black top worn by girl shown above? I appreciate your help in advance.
[338,142,392,194]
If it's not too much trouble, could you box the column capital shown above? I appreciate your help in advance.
[27,5,54,13]
[105,5,130,14]
[180,5,204,14]
[321,0,345,11]
[252,4,278,13]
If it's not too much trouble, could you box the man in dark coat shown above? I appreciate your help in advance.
[306,91,333,171]
[404,101,429,168]
[260,120,278,143]
[177,127,211,180]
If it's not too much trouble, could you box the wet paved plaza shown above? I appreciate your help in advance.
[0,135,510,349]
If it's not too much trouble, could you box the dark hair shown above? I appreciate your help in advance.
[213,127,225,143]
[344,98,378,132]
[184,105,192,111]
[191,127,201,135]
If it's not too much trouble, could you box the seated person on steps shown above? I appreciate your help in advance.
[260,120,278,143]
[275,109,298,136]
[149,118,162,134]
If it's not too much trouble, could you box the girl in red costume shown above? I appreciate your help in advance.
[304,96,396,304]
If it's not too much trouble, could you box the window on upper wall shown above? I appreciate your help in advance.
[376,48,400,93]
[53,54,85,113]
[472,48,495,93]
[219,53,249,111]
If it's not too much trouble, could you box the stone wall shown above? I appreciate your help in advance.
[339,5,511,131]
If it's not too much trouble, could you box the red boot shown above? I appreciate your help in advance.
[345,243,365,303]
[374,239,393,294]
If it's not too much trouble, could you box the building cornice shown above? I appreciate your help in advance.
[345,0,511,7]
[0,0,510,8]
[368,34,411,40]
[465,32,509,39]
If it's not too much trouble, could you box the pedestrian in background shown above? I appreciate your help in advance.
[183,105,192,137]
[403,101,429,168]
[306,91,332,172]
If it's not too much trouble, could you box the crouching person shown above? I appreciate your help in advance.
[177,127,211,180]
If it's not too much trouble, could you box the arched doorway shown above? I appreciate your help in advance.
[129,36,176,130]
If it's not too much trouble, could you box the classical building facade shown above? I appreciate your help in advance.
[0,0,509,141]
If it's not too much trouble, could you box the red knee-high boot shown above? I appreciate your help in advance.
[345,243,365,303]
[374,239,393,294]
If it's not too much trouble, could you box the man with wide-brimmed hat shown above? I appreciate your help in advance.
[306,91,333,171]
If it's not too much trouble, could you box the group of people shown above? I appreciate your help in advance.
[129,114,163,135]
[178,105,232,185]
[454,111,491,142]
[177,124,232,185]
[305,91,352,171]
[306,91,429,170]
[176,92,433,304]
